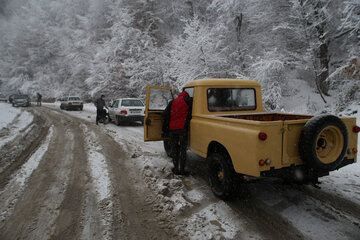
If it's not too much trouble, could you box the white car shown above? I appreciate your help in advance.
[60,96,83,111]
[109,98,145,125]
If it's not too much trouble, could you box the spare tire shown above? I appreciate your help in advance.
[299,115,348,171]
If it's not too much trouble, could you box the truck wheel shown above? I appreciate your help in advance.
[163,140,171,157]
[299,115,348,171]
[208,153,235,200]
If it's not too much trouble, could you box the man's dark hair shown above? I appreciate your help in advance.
[101,94,105,98]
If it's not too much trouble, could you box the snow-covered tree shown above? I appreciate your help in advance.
[161,16,227,90]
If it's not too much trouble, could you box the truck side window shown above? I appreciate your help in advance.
[207,88,256,112]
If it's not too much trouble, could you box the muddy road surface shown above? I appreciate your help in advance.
[0,105,359,240]
[0,107,172,240]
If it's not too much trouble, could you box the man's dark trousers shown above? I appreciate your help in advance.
[96,109,105,124]
[170,130,187,174]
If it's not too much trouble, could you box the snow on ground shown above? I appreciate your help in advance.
[80,123,113,240]
[281,79,336,114]
[0,126,54,225]
[0,103,21,129]
[0,103,34,148]
[0,102,34,146]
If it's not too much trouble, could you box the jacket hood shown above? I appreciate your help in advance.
[179,91,189,98]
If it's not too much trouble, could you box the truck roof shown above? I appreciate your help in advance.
[184,78,260,88]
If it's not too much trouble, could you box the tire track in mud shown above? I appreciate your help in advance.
[0,126,54,228]
[265,182,360,239]
[50,121,87,240]
[302,185,360,221]
[185,156,305,240]
[36,107,106,240]
[80,124,114,240]
[0,112,49,189]
[0,120,72,239]
[90,124,175,240]
[45,106,175,239]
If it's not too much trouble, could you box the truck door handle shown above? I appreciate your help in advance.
[146,118,151,126]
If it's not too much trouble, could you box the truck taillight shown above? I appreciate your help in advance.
[121,110,127,114]
[69,102,72,105]
[258,132,267,141]
[353,126,360,133]
[144,110,146,114]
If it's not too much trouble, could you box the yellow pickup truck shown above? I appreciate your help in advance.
[144,79,359,199]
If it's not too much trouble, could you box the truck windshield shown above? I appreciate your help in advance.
[122,99,144,107]
[207,88,256,112]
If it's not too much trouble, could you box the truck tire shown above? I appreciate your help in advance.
[208,153,235,200]
[163,140,171,157]
[299,114,348,171]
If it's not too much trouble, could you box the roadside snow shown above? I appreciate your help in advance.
[81,124,112,200]
[320,102,360,204]
[0,110,34,148]
[0,103,20,129]
[80,124,113,240]
[0,126,54,225]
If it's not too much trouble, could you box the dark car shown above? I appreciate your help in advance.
[12,94,31,107]
[8,94,15,103]
[0,93,7,102]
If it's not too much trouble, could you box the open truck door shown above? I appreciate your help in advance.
[144,86,173,141]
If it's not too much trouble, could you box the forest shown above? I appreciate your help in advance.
[0,0,359,112]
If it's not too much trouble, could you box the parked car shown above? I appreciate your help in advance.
[60,96,83,111]
[0,93,7,102]
[8,94,15,103]
[109,98,145,125]
[144,79,359,199]
[12,94,31,107]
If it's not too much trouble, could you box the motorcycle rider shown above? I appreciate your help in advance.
[95,94,106,125]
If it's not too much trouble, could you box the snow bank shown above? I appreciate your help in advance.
[0,126,54,225]
[80,124,113,240]
[0,103,21,129]
[0,110,34,148]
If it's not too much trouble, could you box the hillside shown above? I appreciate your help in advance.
[0,0,359,112]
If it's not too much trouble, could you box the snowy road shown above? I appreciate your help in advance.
[0,103,359,239]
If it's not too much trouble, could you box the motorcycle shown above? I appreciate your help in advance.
[99,107,111,124]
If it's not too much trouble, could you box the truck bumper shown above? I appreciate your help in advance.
[260,158,355,182]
